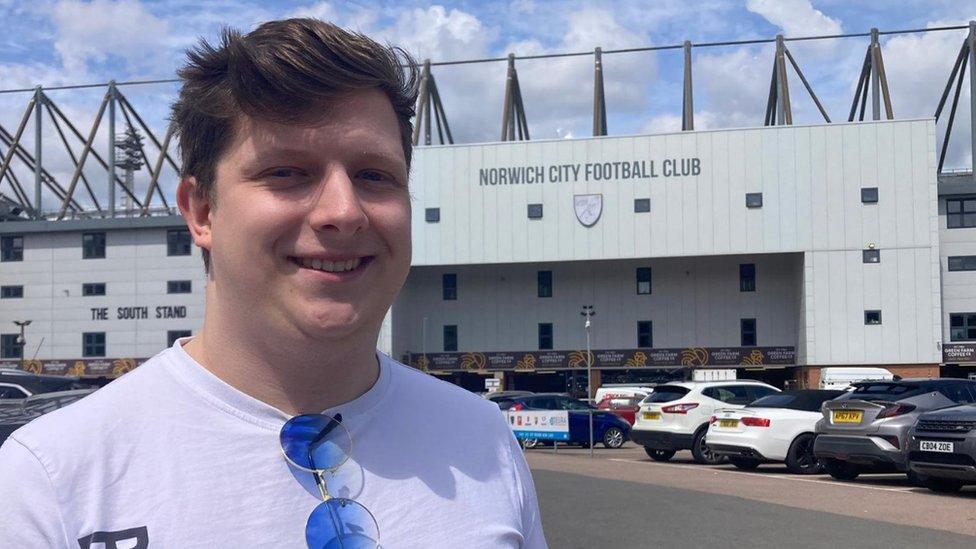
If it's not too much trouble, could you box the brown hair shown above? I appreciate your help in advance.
[171,18,419,271]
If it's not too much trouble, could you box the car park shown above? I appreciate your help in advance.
[706,389,845,473]
[630,380,780,464]
[814,378,976,482]
[908,403,976,493]
[509,393,631,449]
[596,395,642,425]
[0,389,97,444]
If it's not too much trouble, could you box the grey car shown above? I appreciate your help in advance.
[908,404,976,493]
[813,378,976,481]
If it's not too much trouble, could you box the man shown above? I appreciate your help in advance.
[0,19,546,548]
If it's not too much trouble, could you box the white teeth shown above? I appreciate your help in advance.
[298,257,363,273]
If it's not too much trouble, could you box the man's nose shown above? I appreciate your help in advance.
[308,168,369,235]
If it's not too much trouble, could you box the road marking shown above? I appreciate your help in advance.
[606,458,917,493]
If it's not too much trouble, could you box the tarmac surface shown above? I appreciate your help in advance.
[527,443,976,549]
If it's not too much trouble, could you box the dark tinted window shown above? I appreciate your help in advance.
[634,198,650,213]
[637,321,652,348]
[937,382,976,404]
[636,267,651,295]
[948,256,976,271]
[167,229,192,256]
[0,386,29,399]
[739,264,756,292]
[443,325,457,352]
[703,385,755,405]
[645,386,690,403]
[0,285,23,299]
[425,208,440,223]
[746,386,778,402]
[746,192,763,208]
[167,330,191,346]
[538,323,553,350]
[842,383,923,402]
[167,280,191,294]
[557,396,592,411]
[538,271,552,298]
[947,198,976,229]
[750,390,844,411]
[1,334,22,359]
[950,313,976,341]
[527,204,543,219]
[442,273,457,300]
[82,283,106,296]
[861,187,879,203]
[1,235,23,262]
[525,396,558,410]
[82,332,105,357]
[741,318,757,346]
[82,232,106,259]
[863,249,880,263]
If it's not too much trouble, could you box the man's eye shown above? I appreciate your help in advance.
[358,170,398,184]
[265,168,303,179]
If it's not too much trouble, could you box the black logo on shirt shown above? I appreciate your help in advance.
[78,526,148,549]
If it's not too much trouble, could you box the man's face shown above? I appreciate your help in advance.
[204,89,411,342]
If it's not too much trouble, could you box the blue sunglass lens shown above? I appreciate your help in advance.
[305,498,379,549]
[280,414,351,472]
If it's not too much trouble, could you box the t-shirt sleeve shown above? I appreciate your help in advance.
[0,436,70,548]
[507,433,548,549]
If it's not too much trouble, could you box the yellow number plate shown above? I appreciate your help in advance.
[718,419,739,428]
[832,410,863,423]
[642,412,662,420]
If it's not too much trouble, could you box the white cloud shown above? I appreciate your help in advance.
[50,0,173,78]
[746,0,841,38]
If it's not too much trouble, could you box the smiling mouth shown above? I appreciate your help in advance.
[289,256,373,274]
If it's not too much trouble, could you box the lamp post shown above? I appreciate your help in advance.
[580,305,595,455]
[13,320,31,367]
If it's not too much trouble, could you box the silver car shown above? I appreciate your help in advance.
[813,379,976,481]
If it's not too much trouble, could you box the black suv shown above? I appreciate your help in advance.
[908,403,976,493]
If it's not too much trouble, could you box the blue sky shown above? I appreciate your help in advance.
[1,0,976,210]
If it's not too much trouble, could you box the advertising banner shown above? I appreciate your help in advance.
[506,410,570,441]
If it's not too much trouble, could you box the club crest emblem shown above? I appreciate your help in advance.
[574,194,603,227]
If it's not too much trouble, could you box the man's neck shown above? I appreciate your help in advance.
[181,304,381,417]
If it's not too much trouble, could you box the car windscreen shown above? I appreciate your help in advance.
[749,391,843,411]
[644,386,690,403]
[840,383,924,402]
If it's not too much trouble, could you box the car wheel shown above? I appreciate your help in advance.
[822,458,860,481]
[785,433,823,475]
[521,438,539,449]
[691,427,727,465]
[728,456,761,470]
[603,427,625,449]
[925,477,964,493]
[644,447,676,461]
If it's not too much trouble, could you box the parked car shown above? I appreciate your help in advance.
[0,389,97,444]
[630,380,780,464]
[819,367,894,390]
[814,378,976,482]
[0,370,95,399]
[706,389,845,473]
[908,403,976,493]
[509,393,631,449]
[485,390,534,410]
[597,395,643,425]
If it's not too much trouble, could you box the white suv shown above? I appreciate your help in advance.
[631,380,779,464]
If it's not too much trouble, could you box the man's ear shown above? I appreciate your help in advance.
[177,176,212,255]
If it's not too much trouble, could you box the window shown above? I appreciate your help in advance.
[167,330,192,347]
[636,267,651,295]
[739,264,756,292]
[745,193,763,208]
[82,283,106,296]
[82,232,106,259]
[937,382,976,404]
[947,198,976,229]
[527,204,543,219]
[948,256,976,271]
[0,285,23,299]
[0,386,29,399]
[863,249,880,263]
[425,208,440,223]
[634,198,650,213]
[950,313,976,341]
[442,273,457,300]
[740,318,757,346]
[1,334,22,359]
[861,187,879,203]
[1,235,23,262]
[443,325,457,352]
[538,323,553,350]
[865,310,882,325]
[537,271,552,298]
[167,280,192,294]
[167,229,192,256]
[82,332,106,357]
[703,385,755,406]
[638,321,653,348]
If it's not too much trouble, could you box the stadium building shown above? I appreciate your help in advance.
[3,118,976,393]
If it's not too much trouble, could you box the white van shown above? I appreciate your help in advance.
[594,384,654,403]
[818,367,894,390]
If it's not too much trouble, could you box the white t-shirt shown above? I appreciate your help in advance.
[0,341,546,548]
